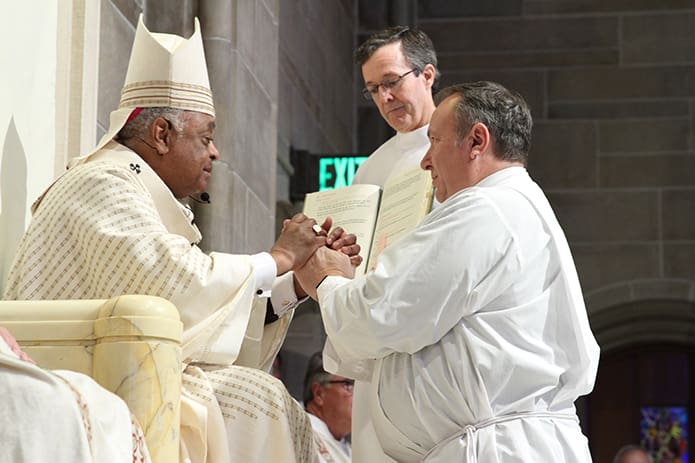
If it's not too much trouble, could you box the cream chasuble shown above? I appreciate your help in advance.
[4,141,315,463]
[319,167,599,462]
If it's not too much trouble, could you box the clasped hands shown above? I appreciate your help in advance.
[269,213,359,299]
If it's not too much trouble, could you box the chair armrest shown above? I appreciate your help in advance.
[0,295,182,463]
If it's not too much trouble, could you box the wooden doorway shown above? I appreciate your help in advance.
[585,344,693,463]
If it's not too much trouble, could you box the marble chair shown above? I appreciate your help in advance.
[0,295,182,463]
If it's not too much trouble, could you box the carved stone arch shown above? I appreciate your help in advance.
[582,278,695,463]
[584,278,695,353]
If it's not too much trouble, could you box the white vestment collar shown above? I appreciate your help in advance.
[394,124,429,147]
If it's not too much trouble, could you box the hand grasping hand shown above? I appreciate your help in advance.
[294,246,355,300]
[321,217,363,268]
[270,213,327,275]
[281,216,363,268]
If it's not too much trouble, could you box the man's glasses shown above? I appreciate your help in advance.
[361,68,420,101]
[323,379,355,393]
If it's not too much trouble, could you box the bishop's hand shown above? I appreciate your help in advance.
[270,213,326,275]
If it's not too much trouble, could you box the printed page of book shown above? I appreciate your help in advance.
[365,167,433,272]
[303,184,382,275]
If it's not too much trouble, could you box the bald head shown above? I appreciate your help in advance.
[613,446,651,463]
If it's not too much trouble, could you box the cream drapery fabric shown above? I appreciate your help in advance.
[0,336,150,462]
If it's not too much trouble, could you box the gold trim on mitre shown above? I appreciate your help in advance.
[119,80,214,115]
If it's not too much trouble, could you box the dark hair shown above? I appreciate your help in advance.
[302,352,331,406]
[116,107,185,141]
[354,26,440,89]
[435,81,532,166]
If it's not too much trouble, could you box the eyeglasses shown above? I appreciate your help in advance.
[361,68,420,100]
[323,379,355,393]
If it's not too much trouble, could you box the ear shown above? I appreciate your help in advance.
[420,63,436,90]
[311,382,324,406]
[150,117,172,155]
[468,122,491,159]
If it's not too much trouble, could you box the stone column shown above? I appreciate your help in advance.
[196,0,279,255]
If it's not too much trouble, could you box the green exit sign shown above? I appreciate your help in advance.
[290,149,369,201]
[318,156,368,190]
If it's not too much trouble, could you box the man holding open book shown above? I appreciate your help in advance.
[295,81,600,462]
[353,26,438,187]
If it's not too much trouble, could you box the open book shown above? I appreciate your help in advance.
[303,166,434,275]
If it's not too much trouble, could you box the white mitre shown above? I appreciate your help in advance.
[70,14,214,167]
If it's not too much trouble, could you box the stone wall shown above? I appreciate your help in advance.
[278,0,356,204]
